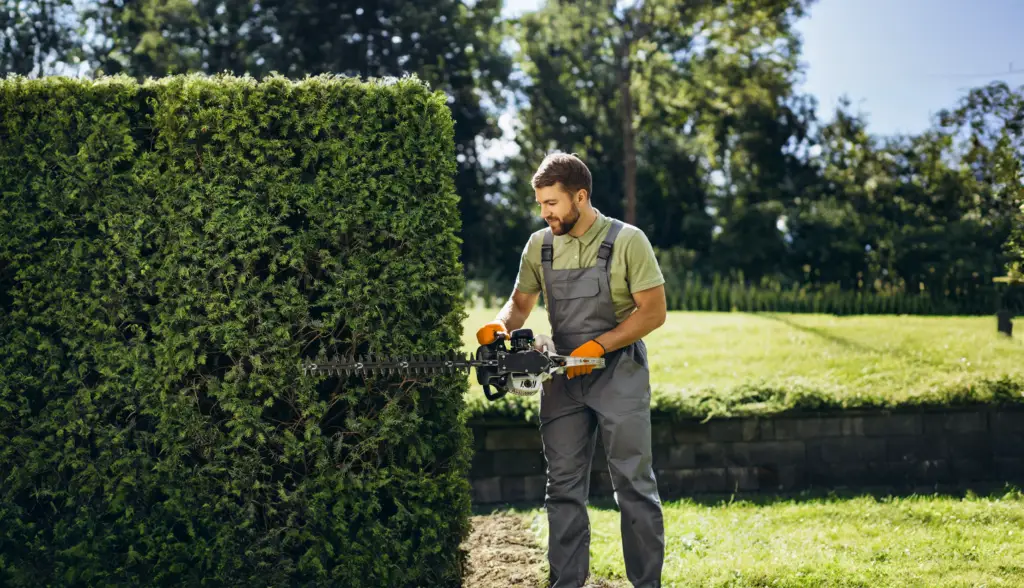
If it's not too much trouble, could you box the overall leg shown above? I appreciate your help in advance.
[589,350,664,587]
[540,382,599,588]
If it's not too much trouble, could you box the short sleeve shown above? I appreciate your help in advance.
[624,230,665,294]
[513,234,542,294]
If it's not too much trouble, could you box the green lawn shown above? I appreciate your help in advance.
[459,306,1024,419]
[504,488,1024,587]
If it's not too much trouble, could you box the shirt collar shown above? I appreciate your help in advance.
[558,208,609,247]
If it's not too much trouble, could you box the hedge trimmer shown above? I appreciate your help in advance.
[300,328,606,400]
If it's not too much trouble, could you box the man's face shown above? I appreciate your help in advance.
[536,184,581,236]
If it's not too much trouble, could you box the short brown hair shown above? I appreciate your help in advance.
[531,152,593,201]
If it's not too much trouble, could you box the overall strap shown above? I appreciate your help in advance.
[541,229,554,269]
[597,220,623,272]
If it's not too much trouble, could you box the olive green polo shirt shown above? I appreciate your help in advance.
[514,209,666,323]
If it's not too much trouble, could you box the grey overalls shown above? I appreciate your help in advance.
[539,219,665,588]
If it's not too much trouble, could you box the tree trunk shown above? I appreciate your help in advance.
[617,40,637,225]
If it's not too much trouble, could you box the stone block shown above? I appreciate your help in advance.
[493,450,546,476]
[486,427,542,451]
[818,461,894,486]
[946,433,992,460]
[808,437,886,464]
[883,460,918,484]
[927,411,987,435]
[991,411,1024,436]
[840,417,864,436]
[652,422,675,445]
[694,442,727,467]
[771,418,801,440]
[905,459,954,485]
[994,458,1024,479]
[727,467,759,491]
[651,468,729,494]
[922,413,947,436]
[501,477,532,503]
[755,465,779,489]
[993,432,1024,458]
[673,421,710,444]
[729,441,806,466]
[472,477,502,503]
[708,419,759,442]
[809,462,851,486]
[774,417,842,440]
[655,470,689,499]
[862,414,922,437]
[887,436,948,462]
[654,444,696,469]
[951,458,993,482]
[777,465,805,490]
[471,449,492,477]
[817,417,848,437]
[685,468,730,493]
[949,412,988,434]
[470,427,488,451]
[524,475,548,501]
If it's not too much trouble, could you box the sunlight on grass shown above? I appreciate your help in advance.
[460,307,1024,418]
[517,488,1024,587]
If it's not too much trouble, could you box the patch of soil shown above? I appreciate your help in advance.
[462,513,545,587]
[461,513,626,588]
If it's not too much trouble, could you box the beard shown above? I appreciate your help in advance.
[546,201,581,236]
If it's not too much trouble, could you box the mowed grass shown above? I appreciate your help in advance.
[459,306,1024,418]
[512,489,1024,587]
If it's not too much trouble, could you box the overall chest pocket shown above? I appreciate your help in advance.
[551,278,600,300]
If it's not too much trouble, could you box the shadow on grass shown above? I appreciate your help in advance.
[752,311,951,370]
[471,482,1024,515]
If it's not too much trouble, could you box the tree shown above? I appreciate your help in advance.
[1,0,81,76]
[509,0,816,279]
[785,98,881,289]
[788,86,1020,306]
[938,81,1024,284]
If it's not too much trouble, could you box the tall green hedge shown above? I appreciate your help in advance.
[0,73,472,586]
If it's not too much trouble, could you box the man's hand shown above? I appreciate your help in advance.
[476,320,508,345]
[568,339,605,379]
[533,333,555,353]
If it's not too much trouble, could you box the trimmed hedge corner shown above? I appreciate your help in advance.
[1,73,471,586]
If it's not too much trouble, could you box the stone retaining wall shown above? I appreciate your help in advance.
[468,407,1024,504]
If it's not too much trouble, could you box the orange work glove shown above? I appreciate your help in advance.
[567,340,605,379]
[476,320,508,345]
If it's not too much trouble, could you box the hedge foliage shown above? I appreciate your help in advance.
[0,73,472,586]
[464,375,1024,425]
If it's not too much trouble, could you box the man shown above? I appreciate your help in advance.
[476,152,667,587]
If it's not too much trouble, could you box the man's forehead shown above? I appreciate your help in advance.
[535,185,566,200]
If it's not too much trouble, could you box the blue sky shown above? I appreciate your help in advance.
[500,0,1024,137]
